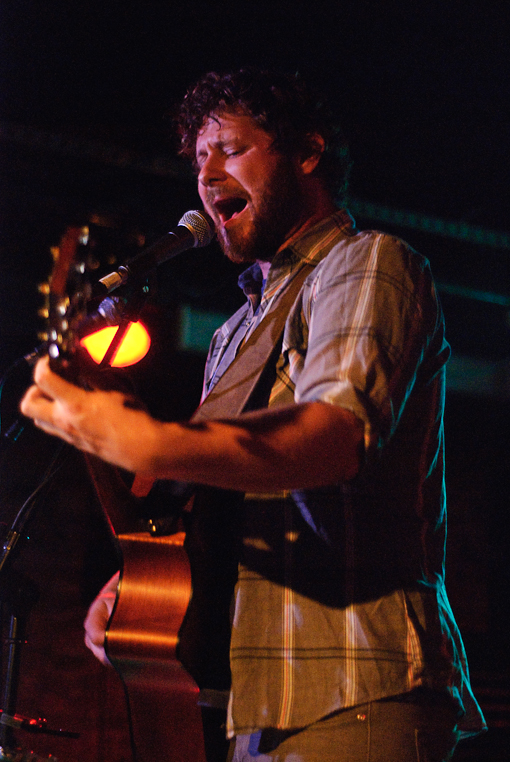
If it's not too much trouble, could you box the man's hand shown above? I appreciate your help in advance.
[20,357,160,473]
[84,572,119,666]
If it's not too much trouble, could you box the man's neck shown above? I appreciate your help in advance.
[257,200,338,279]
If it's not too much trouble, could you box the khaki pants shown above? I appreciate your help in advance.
[229,693,460,762]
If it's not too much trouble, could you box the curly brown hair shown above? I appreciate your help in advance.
[175,68,351,202]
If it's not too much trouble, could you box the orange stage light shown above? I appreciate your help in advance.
[80,322,151,367]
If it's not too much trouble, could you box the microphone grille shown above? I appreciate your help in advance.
[178,210,215,248]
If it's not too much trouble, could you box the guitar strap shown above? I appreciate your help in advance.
[191,261,315,422]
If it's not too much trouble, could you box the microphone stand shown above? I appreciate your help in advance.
[0,437,80,761]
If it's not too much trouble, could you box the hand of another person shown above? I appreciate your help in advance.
[84,572,120,666]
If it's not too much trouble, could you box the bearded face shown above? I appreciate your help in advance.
[196,113,307,265]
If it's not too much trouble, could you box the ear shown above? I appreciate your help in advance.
[299,133,326,175]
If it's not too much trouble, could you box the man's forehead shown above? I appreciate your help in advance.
[196,110,268,144]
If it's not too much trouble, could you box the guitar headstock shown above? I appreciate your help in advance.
[38,223,152,388]
[39,225,92,379]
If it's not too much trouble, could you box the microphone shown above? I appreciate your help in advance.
[93,210,215,296]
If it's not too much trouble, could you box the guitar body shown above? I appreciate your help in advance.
[84,456,209,762]
[107,532,207,762]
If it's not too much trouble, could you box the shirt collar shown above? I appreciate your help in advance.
[283,207,357,265]
[237,208,357,299]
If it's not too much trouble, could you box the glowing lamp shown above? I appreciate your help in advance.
[80,322,151,367]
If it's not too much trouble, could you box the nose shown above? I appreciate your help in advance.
[198,152,227,187]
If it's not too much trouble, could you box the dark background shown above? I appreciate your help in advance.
[0,2,508,760]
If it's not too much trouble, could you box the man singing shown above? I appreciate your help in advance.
[21,68,485,761]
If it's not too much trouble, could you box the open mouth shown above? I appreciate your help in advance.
[214,197,248,225]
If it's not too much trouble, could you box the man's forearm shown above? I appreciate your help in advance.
[147,401,364,491]
[21,358,363,491]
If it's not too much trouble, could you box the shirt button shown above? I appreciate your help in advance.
[356,713,367,721]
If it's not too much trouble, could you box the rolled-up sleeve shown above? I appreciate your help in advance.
[294,232,444,455]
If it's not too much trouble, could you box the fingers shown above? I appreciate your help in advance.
[33,356,85,403]
[20,357,81,418]
[20,356,99,449]
[84,630,112,666]
[84,573,119,667]
[84,634,112,666]
[84,598,110,663]
[20,386,83,449]
[20,355,155,473]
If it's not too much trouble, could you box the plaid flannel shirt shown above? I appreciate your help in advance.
[201,209,485,740]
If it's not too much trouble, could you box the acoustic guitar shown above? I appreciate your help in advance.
[42,224,211,762]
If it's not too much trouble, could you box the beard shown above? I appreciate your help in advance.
[214,156,306,265]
